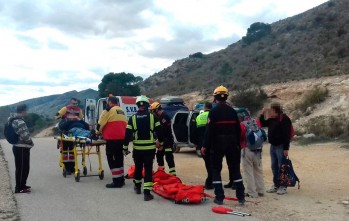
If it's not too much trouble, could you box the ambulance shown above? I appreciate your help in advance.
[84,96,147,130]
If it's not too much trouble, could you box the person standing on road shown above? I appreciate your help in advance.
[123,96,164,201]
[10,104,34,193]
[202,85,245,205]
[196,102,213,190]
[97,96,127,188]
[150,102,176,175]
[259,102,292,195]
[240,116,266,198]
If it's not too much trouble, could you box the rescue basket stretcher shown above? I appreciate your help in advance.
[54,135,106,182]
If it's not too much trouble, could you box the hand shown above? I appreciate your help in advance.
[201,147,206,156]
[283,150,289,157]
[95,130,101,135]
[123,149,130,156]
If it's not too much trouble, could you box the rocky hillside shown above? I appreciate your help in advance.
[141,0,349,98]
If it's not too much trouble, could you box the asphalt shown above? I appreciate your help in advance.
[1,137,258,221]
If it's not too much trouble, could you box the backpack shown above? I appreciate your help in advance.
[4,118,19,144]
[278,157,300,188]
[242,119,267,151]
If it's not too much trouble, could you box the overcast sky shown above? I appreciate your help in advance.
[0,0,328,107]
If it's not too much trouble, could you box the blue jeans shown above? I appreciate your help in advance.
[270,144,284,188]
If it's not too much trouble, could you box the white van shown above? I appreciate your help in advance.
[84,96,139,130]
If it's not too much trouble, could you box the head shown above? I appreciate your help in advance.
[70,98,79,107]
[107,96,118,106]
[269,102,282,118]
[149,101,162,116]
[213,85,229,102]
[16,104,27,117]
[136,96,150,111]
[204,102,212,111]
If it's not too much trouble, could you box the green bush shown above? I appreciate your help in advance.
[294,87,328,112]
[232,87,268,115]
[304,115,348,138]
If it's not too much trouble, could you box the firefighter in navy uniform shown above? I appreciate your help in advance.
[149,102,176,175]
[123,96,164,201]
[202,85,245,205]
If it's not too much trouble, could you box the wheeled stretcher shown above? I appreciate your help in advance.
[54,135,106,182]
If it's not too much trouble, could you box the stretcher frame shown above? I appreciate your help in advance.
[54,135,106,182]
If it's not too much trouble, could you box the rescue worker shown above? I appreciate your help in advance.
[55,98,85,175]
[97,96,127,188]
[123,96,164,201]
[196,102,213,190]
[149,101,176,175]
[202,85,245,205]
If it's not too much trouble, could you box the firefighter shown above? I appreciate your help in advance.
[196,102,213,190]
[149,101,176,175]
[97,96,127,188]
[202,85,245,205]
[123,96,164,201]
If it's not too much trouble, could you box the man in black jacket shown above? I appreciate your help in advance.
[259,102,292,195]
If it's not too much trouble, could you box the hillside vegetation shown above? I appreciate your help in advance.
[141,0,348,97]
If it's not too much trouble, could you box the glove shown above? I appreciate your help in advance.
[123,146,130,156]
[95,130,101,135]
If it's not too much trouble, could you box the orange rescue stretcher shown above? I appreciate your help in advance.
[54,134,106,182]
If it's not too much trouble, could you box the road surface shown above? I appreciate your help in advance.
[1,137,258,221]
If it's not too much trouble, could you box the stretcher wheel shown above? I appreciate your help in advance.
[62,168,67,178]
[83,167,87,176]
[75,171,80,182]
[99,171,104,180]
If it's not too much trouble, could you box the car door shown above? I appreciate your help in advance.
[84,99,97,129]
[188,110,200,146]
[171,111,190,144]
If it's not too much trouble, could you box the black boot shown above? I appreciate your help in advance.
[144,190,154,201]
[204,178,213,190]
[106,178,125,188]
[134,183,141,194]
[235,181,245,205]
[223,181,233,188]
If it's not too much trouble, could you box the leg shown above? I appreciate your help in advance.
[226,147,245,204]
[143,150,155,201]
[203,150,213,189]
[253,152,265,195]
[106,140,125,188]
[211,150,225,203]
[164,146,176,175]
[242,148,257,197]
[156,148,165,169]
[22,148,30,188]
[12,147,22,191]
[133,151,144,194]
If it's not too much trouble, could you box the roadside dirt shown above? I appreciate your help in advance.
[172,142,349,221]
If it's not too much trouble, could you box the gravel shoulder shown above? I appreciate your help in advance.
[0,145,20,221]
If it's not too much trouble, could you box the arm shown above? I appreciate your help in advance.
[79,109,84,120]
[13,119,33,145]
[97,110,108,132]
[123,117,134,148]
[55,106,67,119]
[281,115,292,151]
[154,115,164,144]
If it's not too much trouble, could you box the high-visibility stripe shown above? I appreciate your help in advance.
[127,125,133,129]
[233,179,243,182]
[215,120,237,124]
[169,168,176,175]
[111,168,124,178]
[131,114,156,145]
[213,181,222,184]
[62,154,75,162]
[133,145,156,150]
[164,148,172,152]
[132,115,138,140]
[144,182,153,190]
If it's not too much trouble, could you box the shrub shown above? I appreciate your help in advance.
[294,87,329,112]
[304,115,347,138]
[232,87,268,115]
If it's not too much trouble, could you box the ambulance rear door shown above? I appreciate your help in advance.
[84,99,97,130]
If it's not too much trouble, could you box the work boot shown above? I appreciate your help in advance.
[23,185,31,190]
[106,181,125,188]
[15,187,31,194]
[134,184,141,194]
[213,197,223,205]
[144,190,154,201]
[238,199,246,206]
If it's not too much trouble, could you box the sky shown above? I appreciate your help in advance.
[0,0,328,106]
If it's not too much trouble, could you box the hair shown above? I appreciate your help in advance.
[270,102,282,114]
[70,98,78,102]
[107,96,118,104]
[204,102,212,109]
[16,104,27,113]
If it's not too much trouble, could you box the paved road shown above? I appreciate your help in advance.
[1,137,258,221]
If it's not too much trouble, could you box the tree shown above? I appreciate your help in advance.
[242,22,272,45]
[232,87,268,115]
[98,72,143,97]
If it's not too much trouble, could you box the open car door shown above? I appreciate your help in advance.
[188,111,200,146]
[171,111,190,147]
[84,99,97,130]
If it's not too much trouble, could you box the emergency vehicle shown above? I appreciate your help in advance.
[84,96,144,130]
